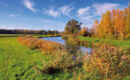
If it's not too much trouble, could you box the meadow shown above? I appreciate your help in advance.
[0,36,73,80]
[0,34,130,80]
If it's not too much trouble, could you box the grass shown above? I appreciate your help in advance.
[0,34,26,37]
[0,37,72,80]
[78,36,130,48]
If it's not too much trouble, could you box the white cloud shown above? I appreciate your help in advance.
[8,14,16,17]
[77,7,90,16]
[76,7,94,29]
[76,7,95,21]
[77,7,91,20]
[23,0,36,12]
[93,3,120,15]
[45,8,60,17]
[44,4,74,18]
[59,5,74,17]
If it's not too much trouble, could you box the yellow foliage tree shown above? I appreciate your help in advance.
[91,5,130,40]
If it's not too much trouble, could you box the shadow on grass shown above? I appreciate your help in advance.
[34,66,61,74]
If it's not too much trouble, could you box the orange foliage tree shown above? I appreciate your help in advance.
[91,5,130,40]
[90,20,98,37]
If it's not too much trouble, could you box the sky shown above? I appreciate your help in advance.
[0,0,129,31]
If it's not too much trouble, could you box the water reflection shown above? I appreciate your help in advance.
[41,36,91,54]
[64,40,80,54]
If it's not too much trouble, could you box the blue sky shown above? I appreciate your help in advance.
[0,0,129,31]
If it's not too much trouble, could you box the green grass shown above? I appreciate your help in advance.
[0,34,46,37]
[0,34,26,37]
[78,36,130,48]
[0,37,72,80]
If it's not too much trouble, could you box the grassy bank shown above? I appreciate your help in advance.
[78,36,130,48]
[0,37,72,80]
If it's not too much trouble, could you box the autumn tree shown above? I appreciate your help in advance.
[111,9,117,39]
[125,5,130,39]
[96,14,107,38]
[104,10,112,38]
[114,9,122,39]
[113,9,128,40]
[96,10,112,38]
[90,20,98,37]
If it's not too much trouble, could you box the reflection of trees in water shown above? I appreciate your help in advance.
[64,40,80,54]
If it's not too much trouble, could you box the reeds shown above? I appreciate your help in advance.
[81,44,130,80]
[33,50,83,74]
[17,35,64,54]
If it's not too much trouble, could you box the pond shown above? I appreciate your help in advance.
[41,36,92,54]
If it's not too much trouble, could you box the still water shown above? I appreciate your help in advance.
[41,37,91,54]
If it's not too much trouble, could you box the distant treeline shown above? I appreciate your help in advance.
[0,29,59,34]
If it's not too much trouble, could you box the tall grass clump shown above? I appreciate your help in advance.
[34,50,82,74]
[79,44,130,80]
[17,35,64,54]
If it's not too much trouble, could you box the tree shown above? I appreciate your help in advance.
[90,20,98,37]
[96,14,106,38]
[104,10,112,38]
[114,9,126,40]
[96,10,112,38]
[125,5,130,39]
[64,19,82,34]
[112,9,117,39]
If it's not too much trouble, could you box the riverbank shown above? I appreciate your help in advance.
[78,36,130,48]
